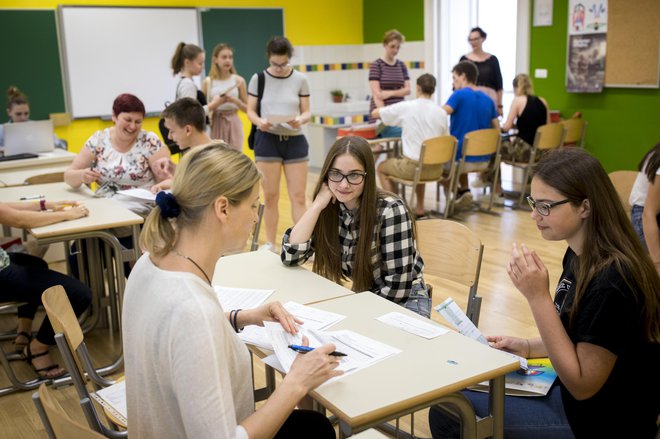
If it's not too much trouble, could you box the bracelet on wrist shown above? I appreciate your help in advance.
[230,309,243,333]
[40,199,47,211]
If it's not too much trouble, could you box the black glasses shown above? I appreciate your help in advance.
[327,169,366,185]
[526,196,570,216]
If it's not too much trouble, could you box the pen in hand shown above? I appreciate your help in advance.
[20,195,45,200]
[288,344,347,357]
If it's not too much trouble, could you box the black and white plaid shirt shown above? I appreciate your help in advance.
[281,195,425,303]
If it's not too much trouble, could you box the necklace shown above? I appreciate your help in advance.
[173,250,212,286]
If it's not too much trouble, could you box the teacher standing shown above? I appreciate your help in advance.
[460,27,504,115]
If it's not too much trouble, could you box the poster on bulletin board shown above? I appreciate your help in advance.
[566,0,608,93]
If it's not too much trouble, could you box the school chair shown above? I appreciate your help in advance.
[387,135,457,218]
[448,128,502,216]
[0,301,51,397]
[250,203,265,251]
[23,172,65,185]
[41,286,127,438]
[501,123,566,208]
[416,219,484,326]
[559,117,588,148]
[49,113,72,128]
[608,170,638,218]
[33,383,106,439]
[367,137,402,159]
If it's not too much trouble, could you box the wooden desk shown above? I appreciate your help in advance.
[0,150,75,186]
[213,250,354,305]
[0,182,143,377]
[310,293,519,438]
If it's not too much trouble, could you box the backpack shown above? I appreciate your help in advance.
[247,71,266,150]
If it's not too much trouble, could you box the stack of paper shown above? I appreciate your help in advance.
[214,286,274,311]
[376,311,449,339]
[91,380,127,426]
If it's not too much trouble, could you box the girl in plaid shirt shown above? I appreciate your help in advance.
[281,136,430,317]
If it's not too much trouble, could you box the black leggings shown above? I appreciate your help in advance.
[0,252,91,345]
[275,409,335,438]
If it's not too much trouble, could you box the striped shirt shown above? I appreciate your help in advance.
[369,59,410,121]
[281,195,424,303]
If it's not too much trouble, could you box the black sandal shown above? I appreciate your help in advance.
[13,331,31,354]
[24,344,67,380]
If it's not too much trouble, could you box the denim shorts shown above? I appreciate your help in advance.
[254,131,309,164]
[403,280,432,318]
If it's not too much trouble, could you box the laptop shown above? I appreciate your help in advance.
[3,120,55,157]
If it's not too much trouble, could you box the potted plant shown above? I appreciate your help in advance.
[330,89,344,103]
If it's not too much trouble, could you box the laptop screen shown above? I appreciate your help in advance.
[3,120,55,156]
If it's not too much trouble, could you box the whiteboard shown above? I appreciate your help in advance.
[59,7,201,118]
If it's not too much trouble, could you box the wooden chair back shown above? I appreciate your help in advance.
[41,286,85,379]
[421,135,458,166]
[534,123,566,150]
[37,383,105,439]
[462,128,501,157]
[49,113,72,128]
[608,170,638,216]
[24,172,65,185]
[416,219,484,324]
[559,118,587,147]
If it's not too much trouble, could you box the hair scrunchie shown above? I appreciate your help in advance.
[155,191,180,219]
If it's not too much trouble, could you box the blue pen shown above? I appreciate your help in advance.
[288,344,347,357]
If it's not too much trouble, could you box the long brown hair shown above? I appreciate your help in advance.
[638,142,660,183]
[535,148,660,342]
[311,136,412,292]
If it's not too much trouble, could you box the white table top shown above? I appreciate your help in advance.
[0,182,143,239]
[0,149,75,171]
[213,251,354,305]
[0,162,71,187]
[309,292,519,429]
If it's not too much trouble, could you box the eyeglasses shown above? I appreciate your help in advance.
[468,37,482,42]
[327,169,367,185]
[526,196,570,216]
[269,60,290,70]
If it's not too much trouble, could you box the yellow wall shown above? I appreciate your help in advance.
[3,1,363,154]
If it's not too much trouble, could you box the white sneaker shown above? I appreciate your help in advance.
[454,191,474,210]
[481,192,505,207]
[259,242,274,252]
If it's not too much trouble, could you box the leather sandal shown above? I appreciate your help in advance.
[13,331,31,354]
[24,344,67,380]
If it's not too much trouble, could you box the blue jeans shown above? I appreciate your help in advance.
[379,125,402,139]
[428,385,574,439]
[631,204,660,252]
[403,281,431,318]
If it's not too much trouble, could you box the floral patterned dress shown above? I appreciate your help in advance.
[84,128,163,215]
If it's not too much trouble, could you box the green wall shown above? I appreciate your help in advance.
[363,0,424,43]
[530,0,660,171]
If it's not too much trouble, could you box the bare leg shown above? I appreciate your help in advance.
[256,161,283,245]
[415,184,426,215]
[283,161,308,224]
[26,339,66,379]
[459,173,470,191]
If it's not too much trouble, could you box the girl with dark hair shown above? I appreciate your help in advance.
[429,148,660,438]
[64,93,170,214]
[0,86,66,149]
[170,42,221,116]
[460,27,504,114]
[281,136,431,317]
[247,36,311,251]
[630,142,660,273]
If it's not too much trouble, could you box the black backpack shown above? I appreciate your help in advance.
[247,71,266,150]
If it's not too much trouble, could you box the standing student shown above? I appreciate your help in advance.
[1,200,91,380]
[124,143,340,438]
[281,136,431,317]
[429,148,660,438]
[442,61,499,209]
[630,142,660,274]
[460,27,504,114]
[202,43,247,151]
[0,86,67,150]
[247,36,311,251]
[151,98,213,192]
[372,73,449,217]
[170,42,221,117]
[368,29,411,138]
